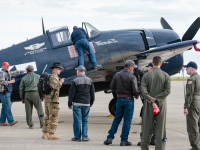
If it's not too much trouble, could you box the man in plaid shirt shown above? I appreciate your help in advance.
[0,62,26,126]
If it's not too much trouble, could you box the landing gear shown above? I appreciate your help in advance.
[109,98,116,116]
[108,91,117,116]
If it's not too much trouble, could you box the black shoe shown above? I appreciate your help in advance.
[82,137,90,141]
[137,142,141,146]
[150,140,155,146]
[120,141,132,146]
[104,139,112,145]
[71,137,81,142]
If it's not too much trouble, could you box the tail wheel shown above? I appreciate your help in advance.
[108,98,116,116]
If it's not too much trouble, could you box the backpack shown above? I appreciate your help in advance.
[37,73,52,95]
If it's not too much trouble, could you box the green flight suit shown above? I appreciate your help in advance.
[141,68,171,150]
[19,72,44,127]
[42,72,62,134]
[184,72,200,150]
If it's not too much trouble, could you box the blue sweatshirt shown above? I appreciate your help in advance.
[71,28,89,44]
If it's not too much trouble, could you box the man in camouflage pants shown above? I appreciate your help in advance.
[42,62,64,140]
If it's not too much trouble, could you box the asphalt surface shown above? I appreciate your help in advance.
[0,81,191,150]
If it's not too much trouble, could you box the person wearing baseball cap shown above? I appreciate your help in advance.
[19,65,44,129]
[104,60,139,146]
[68,65,95,142]
[145,63,153,72]
[0,62,26,126]
[183,61,200,150]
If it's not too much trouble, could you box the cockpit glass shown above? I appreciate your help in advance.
[83,23,100,38]
[50,30,70,46]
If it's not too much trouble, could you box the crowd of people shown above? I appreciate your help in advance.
[0,56,199,150]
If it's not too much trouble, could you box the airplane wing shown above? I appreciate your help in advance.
[134,40,199,70]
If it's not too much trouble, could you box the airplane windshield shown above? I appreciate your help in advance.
[82,22,100,38]
[50,30,70,46]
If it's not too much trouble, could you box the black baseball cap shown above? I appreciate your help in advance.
[145,63,153,68]
[183,61,198,69]
[75,65,86,72]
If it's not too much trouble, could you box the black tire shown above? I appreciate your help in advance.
[108,98,116,116]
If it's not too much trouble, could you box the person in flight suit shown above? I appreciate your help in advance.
[141,56,171,150]
[138,63,156,146]
[104,60,139,146]
[19,65,44,129]
[183,61,200,150]
[71,26,101,69]
[42,62,64,140]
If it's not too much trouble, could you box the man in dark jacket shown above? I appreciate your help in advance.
[68,65,95,142]
[71,26,101,69]
[104,60,139,146]
[19,65,44,129]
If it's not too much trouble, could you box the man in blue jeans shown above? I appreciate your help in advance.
[0,62,26,126]
[71,26,101,69]
[104,60,139,146]
[68,65,95,142]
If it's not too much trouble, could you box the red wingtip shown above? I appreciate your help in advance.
[194,44,200,52]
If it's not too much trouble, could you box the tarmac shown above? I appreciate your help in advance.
[0,81,192,150]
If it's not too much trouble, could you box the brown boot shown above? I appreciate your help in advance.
[0,122,10,126]
[42,132,49,139]
[10,121,18,126]
[94,65,102,69]
[48,134,61,140]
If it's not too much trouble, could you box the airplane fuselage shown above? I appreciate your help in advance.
[0,23,183,102]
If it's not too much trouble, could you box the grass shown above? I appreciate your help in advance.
[170,76,189,81]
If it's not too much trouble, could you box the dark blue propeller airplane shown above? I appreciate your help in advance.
[1,17,200,115]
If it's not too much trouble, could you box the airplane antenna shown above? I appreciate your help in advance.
[42,64,48,74]
[42,17,45,34]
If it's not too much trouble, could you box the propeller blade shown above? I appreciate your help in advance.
[182,17,200,41]
[160,17,173,30]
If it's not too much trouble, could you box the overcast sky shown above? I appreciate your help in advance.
[0,0,200,76]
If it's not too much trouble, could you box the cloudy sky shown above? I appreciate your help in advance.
[0,0,200,76]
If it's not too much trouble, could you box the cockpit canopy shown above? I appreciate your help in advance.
[46,22,100,48]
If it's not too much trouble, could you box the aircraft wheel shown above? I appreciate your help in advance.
[108,98,116,116]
